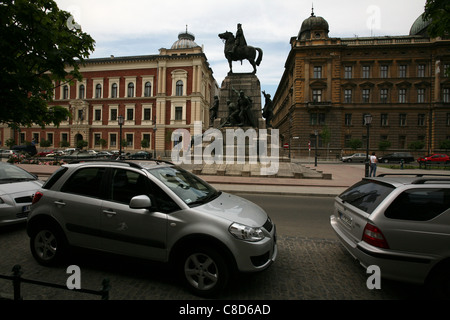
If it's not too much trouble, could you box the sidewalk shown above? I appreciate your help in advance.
[15,161,450,197]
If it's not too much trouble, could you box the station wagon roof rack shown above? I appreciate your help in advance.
[66,158,175,168]
[375,173,450,184]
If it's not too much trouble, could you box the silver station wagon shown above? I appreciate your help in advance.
[330,174,450,298]
[27,160,277,296]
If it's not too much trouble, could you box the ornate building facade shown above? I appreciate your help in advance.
[272,10,450,159]
[1,30,217,156]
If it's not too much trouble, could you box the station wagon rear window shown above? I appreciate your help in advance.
[339,180,394,214]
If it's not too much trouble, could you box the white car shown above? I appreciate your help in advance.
[0,162,44,225]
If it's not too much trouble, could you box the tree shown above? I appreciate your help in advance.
[409,140,425,150]
[0,0,95,130]
[424,0,450,38]
[378,140,391,152]
[348,139,362,150]
[141,139,150,150]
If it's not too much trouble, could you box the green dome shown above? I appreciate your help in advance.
[409,13,431,36]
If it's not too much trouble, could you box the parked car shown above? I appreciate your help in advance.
[378,152,414,163]
[12,145,37,156]
[46,150,65,157]
[330,173,450,298]
[341,153,367,163]
[0,150,17,158]
[128,151,152,160]
[36,149,55,157]
[417,154,450,164]
[95,151,113,158]
[60,150,97,161]
[27,160,277,296]
[0,162,43,226]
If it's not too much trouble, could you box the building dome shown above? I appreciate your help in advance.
[409,13,431,36]
[298,9,329,40]
[171,29,199,49]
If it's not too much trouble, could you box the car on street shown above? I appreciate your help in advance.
[0,162,44,226]
[60,150,97,161]
[378,152,414,163]
[330,173,450,298]
[341,153,367,163]
[36,149,55,157]
[46,150,65,157]
[128,151,152,160]
[417,154,450,165]
[27,160,277,296]
[0,150,17,158]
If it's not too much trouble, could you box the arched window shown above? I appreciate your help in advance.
[144,82,152,97]
[176,80,183,96]
[79,84,85,99]
[63,85,69,99]
[127,82,134,97]
[95,84,102,98]
[111,83,118,98]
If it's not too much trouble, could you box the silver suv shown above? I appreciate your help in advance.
[330,174,450,298]
[27,160,277,296]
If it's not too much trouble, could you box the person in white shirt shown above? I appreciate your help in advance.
[369,152,378,177]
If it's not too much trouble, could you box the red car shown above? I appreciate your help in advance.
[36,149,55,157]
[417,153,450,164]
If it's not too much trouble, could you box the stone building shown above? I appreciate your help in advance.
[272,10,450,159]
[1,29,217,156]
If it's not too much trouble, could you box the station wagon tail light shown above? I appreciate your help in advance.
[362,223,389,249]
[32,191,43,205]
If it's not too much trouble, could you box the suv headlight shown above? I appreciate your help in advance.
[229,222,265,242]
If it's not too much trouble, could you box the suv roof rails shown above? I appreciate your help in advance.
[377,173,450,177]
[67,159,143,169]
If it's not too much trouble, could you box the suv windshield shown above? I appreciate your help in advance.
[339,179,394,214]
[148,166,220,207]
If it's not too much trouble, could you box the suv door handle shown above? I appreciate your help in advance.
[103,209,117,216]
[54,200,66,206]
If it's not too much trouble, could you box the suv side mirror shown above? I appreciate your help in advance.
[130,195,152,209]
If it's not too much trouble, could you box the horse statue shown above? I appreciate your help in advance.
[218,31,263,74]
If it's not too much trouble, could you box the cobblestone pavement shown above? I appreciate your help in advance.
[0,224,425,301]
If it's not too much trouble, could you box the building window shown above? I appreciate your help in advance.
[444,64,450,77]
[418,113,425,126]
[310,113,325,125]
[362,89,370,103]
[144,82,152,97]
[127,83,134,97]
[399,65,407,78]
[443,88,450,103]
[47,133,53,145]
[61,133,68,143]
[94,133,101,146]
[399,135,406,149]
[63,85,69,99]
[176,80,183,96]
[95,84,102,98]
[126,134,133,147]
[110,133,117,147]
[312,89,322,102]
[143,108,151,121]
[345,113,352,126]
[344,89,352,103]
[380,65,389,78]
[417,88,425,103]
[126,108,134,121]
[344,66,352,79]
[94,109,101,121]
[344,135,352,147]
[362,66,370,79]
[33,133,40,144]
[111,83,118,98]
[398,89,407,103]
[418,64,425,77]
[79,84,85,99]
[381,114,388,126]
[380,89,388,103]
[175,106,183,121]
[447,113,450,126]
[110,108,117,121]
[399,113,407,126]
[313,66,322,79]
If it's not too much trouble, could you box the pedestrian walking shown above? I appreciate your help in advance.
[369,152,377,177]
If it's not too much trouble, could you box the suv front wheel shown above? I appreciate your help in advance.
[30,224,67,266]
[179,246,230,297]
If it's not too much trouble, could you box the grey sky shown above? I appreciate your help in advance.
[55,0,426,98]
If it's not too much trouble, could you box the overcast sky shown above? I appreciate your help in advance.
[54,0,427,98]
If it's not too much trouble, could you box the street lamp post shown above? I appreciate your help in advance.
[314,130,318,167]
[118,115,124,159]
[364,114,373,177]
[153,115,157,159]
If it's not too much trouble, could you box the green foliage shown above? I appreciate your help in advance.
[348,138,362,150]
[59,140,70,148]
[439,139,450,151]
[76,140,88,149]
[378,140,391,151]
[409,140,425,150]
[39,139,52,148]
[141,139,150,149]
[5,138,15,148]
[424,0,450,38]
[0,0,95,129]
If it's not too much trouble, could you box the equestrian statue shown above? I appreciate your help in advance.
[218,23,263,74]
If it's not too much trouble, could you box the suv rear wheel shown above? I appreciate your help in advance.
[30,224,67,266]
[179,246,230,297]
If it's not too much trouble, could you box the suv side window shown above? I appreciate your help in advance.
[109,168,180,213]
[385,188,450,221]
[61,167,106,198]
